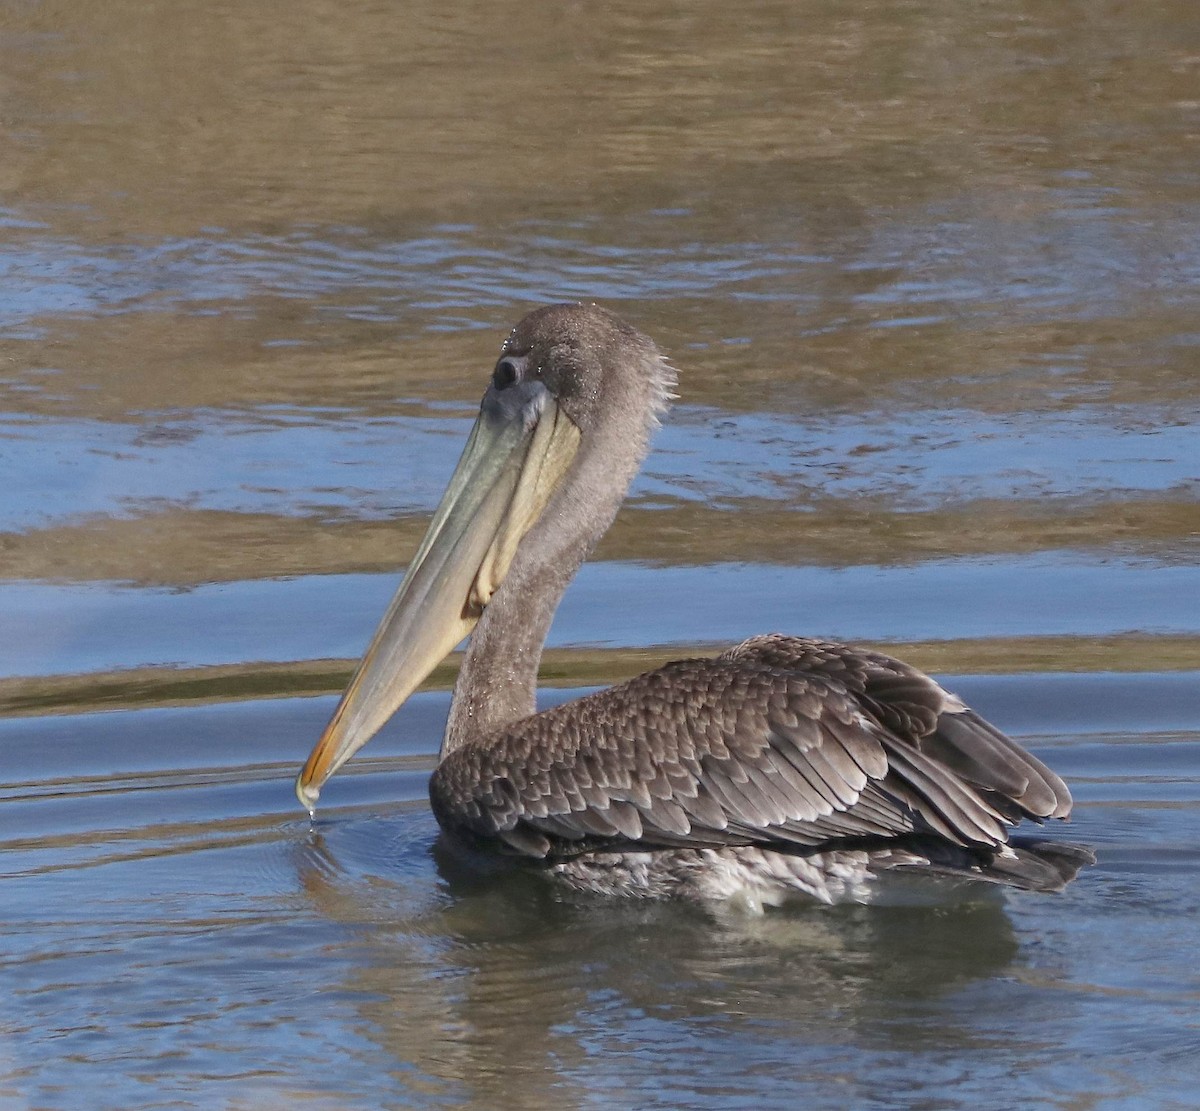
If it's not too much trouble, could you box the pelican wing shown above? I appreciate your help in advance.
[428,638,1073,860]
[721,636,1072,820]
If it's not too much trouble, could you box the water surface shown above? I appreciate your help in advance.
[1,1,1198,1108]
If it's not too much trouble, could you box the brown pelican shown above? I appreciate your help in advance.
[296,303,1092,906]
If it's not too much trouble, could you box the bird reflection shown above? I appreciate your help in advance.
[291,819,1023,1107]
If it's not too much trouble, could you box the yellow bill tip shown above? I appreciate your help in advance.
[295,773,320,817]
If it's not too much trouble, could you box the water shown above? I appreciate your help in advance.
[2,1,1199,1107]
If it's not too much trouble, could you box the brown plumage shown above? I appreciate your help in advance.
[299,304,1092,906]
[430,636,1089,902]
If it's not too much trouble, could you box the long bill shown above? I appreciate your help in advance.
[295,392,581,813]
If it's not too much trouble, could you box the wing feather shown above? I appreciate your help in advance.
[429,637,1074,860]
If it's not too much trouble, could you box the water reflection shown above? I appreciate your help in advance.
[2,0,1199,1105]
[1,674,1197,1108]
[5,403,1197,532]
[293,827,1024,1108]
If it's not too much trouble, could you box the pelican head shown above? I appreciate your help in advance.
[296,304,675,810]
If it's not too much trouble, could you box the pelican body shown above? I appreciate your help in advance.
[297,304,1091,906]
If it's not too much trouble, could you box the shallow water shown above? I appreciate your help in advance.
[4,676,1200,1109]
[2,1,1199,1108]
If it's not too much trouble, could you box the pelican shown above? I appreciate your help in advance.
[296,303,1092,906]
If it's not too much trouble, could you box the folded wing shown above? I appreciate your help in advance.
[430,636,1073,859]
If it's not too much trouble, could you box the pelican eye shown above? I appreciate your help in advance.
[493,356,521,390]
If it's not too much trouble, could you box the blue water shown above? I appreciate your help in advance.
[0,553,1193,679]
[3,403,1194,529]
[2,1,1200,1108]
[2,673,1199,1110]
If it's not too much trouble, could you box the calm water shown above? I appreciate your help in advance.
[2,2,1199,1108]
